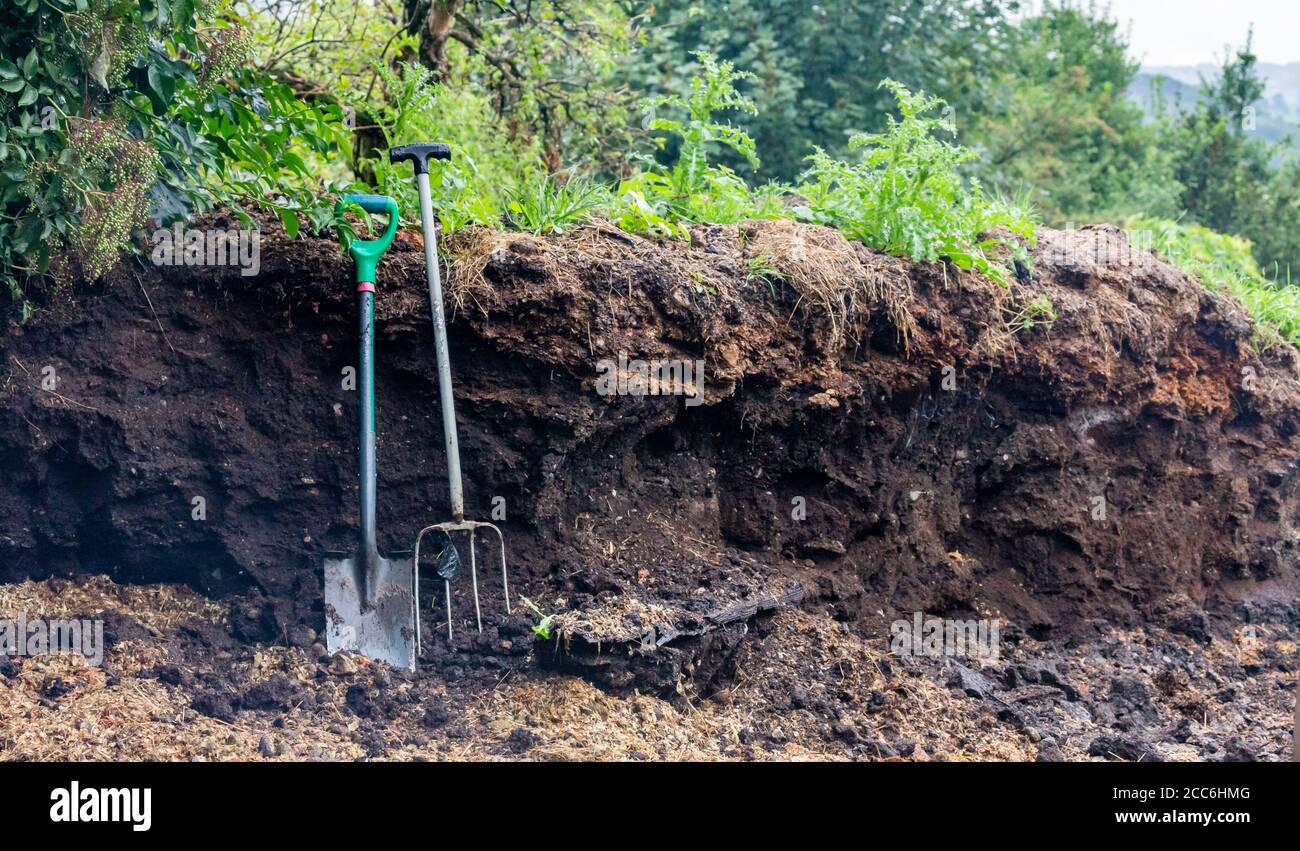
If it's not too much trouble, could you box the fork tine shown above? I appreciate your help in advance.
[492,526,509,616]
[444,579,453,645]
[469,529,482,633]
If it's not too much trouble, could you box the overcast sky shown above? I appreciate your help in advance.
[1024,0,1300,66]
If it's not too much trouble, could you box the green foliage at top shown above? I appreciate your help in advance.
[249,0,641,178]
[631,0,1009,182]
[355,60,625,238]
[1130,216,1300,348]
[354,54,790,240]
[16,0,1297,321]
[0,0,349,316]
[797,82,1037,286]
[646,52,760,194]
[358,62,538,233]
[346,54,1035,289]
[506,175,610,235]
[164,67,351,237]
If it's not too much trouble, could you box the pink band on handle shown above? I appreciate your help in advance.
[357,281,376,293]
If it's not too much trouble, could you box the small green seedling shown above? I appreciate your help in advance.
[746,254,786,280]
[519,595,555,640]
[746,254,787,297]
[1007,295,1057,335]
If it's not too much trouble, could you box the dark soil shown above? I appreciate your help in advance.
[1,214,1297,759]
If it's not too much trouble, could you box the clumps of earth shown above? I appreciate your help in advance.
[0,578,1292,761]
[0,215,1297,760]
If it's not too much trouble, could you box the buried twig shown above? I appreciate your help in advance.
[132,270,176,354]
[38,387,99,413]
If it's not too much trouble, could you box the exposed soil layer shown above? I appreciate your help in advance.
[2,216,1299,744]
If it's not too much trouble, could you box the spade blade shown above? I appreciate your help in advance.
[324,553,416,670]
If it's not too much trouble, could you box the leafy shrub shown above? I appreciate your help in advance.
[1129,216,1300,348]
[795,81,1036,285]
[0,0,347,317]
[163,66,352,237]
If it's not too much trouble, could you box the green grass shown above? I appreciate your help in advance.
[506,174,611,234]
[1128,216,1300,348]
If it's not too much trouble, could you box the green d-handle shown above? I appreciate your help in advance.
[337,193,400,285]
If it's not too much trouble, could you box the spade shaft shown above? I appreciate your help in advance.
[358,283,381,584]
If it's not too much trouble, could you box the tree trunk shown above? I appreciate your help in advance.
[418,0,462,80]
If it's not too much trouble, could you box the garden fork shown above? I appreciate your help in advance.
[390,142,510,650]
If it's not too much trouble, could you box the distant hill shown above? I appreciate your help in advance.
[1129,62,1300,147]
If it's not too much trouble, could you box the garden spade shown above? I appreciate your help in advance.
[389,142,510,649]
[323,193,416,670]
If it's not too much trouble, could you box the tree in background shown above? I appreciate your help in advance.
[1167,39,1299,275]
[1172,41,1272,235]
[630,0,1011,182]
[965,0,1180,224]
[397,0,641,170]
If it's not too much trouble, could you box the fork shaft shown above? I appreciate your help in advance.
[415,170,465,522]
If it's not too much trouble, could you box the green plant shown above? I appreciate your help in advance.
[746,253,786,280]
[360,61,542,234]
[1006,294,1057,335]
[1129,216,1300,348]
[507,174,610,234]
[618,52,786,235]
[614,188,690,239]
[796,81,1037,286]
[519,596,556,640]
[746,252,787,297]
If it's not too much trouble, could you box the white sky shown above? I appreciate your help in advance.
[1025,0,1300,66]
